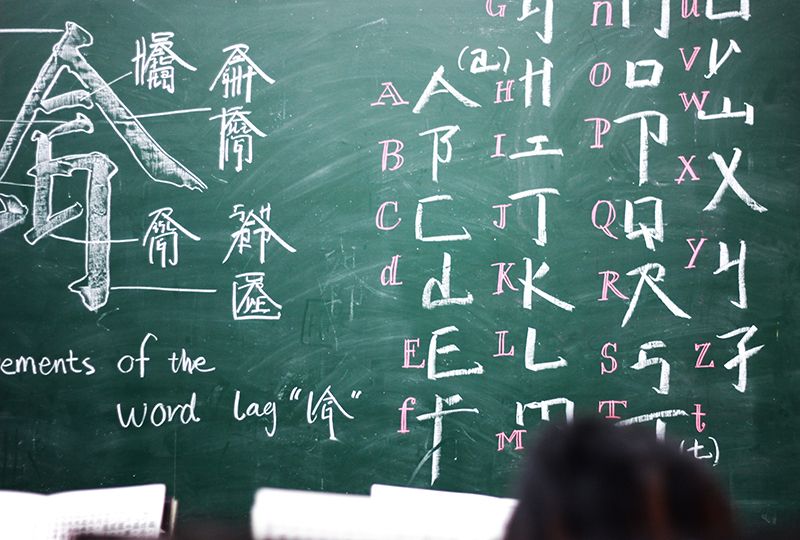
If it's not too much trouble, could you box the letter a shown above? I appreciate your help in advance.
[371,82,409,107]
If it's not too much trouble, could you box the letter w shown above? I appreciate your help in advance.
[679,91,710,112]
[116,403,147,428]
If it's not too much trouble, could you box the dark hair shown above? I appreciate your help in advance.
[504,418,738,540]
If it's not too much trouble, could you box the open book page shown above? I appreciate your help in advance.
[0,491,48,538]
[252,488,387,540]
[370,484,518,540]
[47,484,166,540]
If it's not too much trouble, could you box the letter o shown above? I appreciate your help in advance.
[589,62,612,87]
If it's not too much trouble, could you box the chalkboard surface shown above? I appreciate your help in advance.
[1,0,798,528]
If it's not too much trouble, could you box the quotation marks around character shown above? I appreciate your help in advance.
[289,387,302,401]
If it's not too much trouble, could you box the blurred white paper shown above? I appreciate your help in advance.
[252,488,383,540]
[370,484,517,540]
[0,484,166,540]
[251,485,517,540]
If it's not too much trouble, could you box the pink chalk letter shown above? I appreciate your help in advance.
[381,255,403,286]
[491,262,519,295]
[403,338,424,368]
[692,403,706,432]
[494,330,515,358]
[598,400,628,419]
[379,139,405,171]
[495,80,514,103]
[371,82,409,107]
[679,46,702,71]
[679,91,710,112]
[491,133,507,158]
[694,342,714,368]
[584,118,612,149]
[682,0,700,18]
[676,155,700,184]
[591,200,619,239]
[601,342,618,374]
[398,397,416,433]
[685,237,707,269]
[591,1,614,26]
[598,271,629,301]
[492,204,511,229]
[589,62,612,87]
[496,429,526,451]
[375,201,401,231]
[486,0,507,17]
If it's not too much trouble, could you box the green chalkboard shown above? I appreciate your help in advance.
[1,0,798,530]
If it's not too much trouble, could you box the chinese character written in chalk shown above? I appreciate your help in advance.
[132,32,197,93]
[223,203,296,264]
[681,437,720,466]
[209,44,275,103]
[0,22,204,312]
[306,386,354,441]
[142,207,200,268]
[232,272,282,320]
[210,107,266,172]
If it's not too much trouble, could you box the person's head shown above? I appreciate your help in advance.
[504,418,737,540]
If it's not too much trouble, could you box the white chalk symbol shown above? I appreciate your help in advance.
[209,44,275,104]
[0,22,206,311]
[133,32,197,94]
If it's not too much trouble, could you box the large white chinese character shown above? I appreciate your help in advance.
[306,385,354,441]
[142,207,200,268]
[223,203,296,264]
[209,44,275,103]
[132,32,197,93]
[719,325,764,393]
[416,394,479,485]
[210,107,266,172]
[232,272,282,320]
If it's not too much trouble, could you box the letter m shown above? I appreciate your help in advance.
[496,429,526,451]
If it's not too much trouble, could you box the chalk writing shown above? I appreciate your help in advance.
[143,208,200,268]
[209,44,275,103]
[132,32,196,93]
[232,272,282,321]
[0,22,204,311]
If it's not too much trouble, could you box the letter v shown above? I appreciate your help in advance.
[679,46,702,71]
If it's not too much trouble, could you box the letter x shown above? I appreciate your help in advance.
[703,148,767,212]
